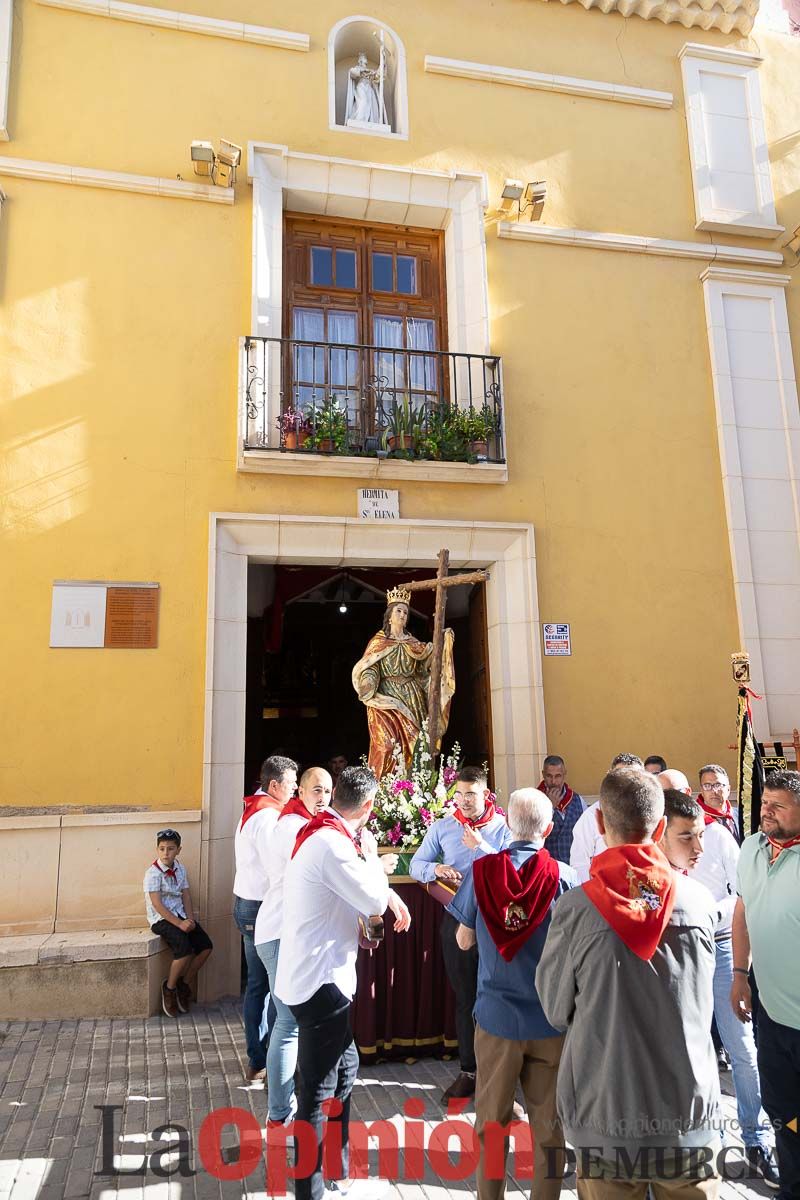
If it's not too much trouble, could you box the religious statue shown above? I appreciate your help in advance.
[352,585,455,781]
[345,51,389,128]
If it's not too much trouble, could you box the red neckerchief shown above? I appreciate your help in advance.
[152,858,178,880]
[240,792,283,830]
[452,798,497,831]
[537,781,575,814]
[767,833,800,861]
[291,810,360,859]
[279,797,312,822]
[697,796,738,840]
[583,844,676,962]
[473,847,560,961]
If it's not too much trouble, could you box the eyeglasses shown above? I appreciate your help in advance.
[157,828,181,842]
[701,782,726,792]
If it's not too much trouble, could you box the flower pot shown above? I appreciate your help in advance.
[317,437,334,453]
[388,434,415,452]
[297,429,311,448]
[283,431,298,450]
[469,439,488,459]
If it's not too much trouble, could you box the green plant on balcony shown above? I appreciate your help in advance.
[381,395,423,453]
[416,402,469,462]
[451,403,499,456]
[305,394,349,453]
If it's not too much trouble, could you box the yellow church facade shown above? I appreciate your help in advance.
[1,0,799,1010]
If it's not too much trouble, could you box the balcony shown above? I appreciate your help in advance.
[239,336,508,484]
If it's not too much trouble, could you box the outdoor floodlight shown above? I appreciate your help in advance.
[499,179,525,210]
[190,140,215,178]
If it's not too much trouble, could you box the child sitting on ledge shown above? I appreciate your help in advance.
[144,827,213,1017]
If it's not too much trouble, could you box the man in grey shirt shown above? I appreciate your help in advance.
[536,767,721,1200]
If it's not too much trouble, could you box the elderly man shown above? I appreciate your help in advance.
[697,764,740,843]
[732,770,800,1200]
[410,765,513,1101]
[538,767,721,1200]
[233,753,297,1081]
[449,788,577,1200]
[660,792,778,1188]
[539,755,586,865]
[569,753,644,883]
[657,768,692,794]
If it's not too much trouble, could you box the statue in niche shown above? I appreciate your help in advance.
[345,50,390,129]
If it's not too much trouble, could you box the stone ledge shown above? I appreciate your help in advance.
[0,929,162,967]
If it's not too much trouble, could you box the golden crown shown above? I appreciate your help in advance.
[386,585,412,606]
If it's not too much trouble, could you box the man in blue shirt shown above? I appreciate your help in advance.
[410,765,513,1101]
[449,787,577,1200]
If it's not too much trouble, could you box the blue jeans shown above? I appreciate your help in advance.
[233,896,273,1072]
[713,936,772,1150]
[256,938,298,1123]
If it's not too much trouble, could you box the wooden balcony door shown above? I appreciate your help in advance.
[283,215,447,440]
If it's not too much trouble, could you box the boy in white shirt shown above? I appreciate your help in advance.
[144,828,213,1018]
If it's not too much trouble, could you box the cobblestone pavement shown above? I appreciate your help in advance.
[0,1002,774,1200]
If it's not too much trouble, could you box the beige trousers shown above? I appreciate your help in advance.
[576,1155,721,1200]
[474,1022,566,1200]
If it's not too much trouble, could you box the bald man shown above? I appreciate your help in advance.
[657,769,692,795]
[255,766,332,1125]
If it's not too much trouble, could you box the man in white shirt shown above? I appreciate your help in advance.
[569,753,644,883]
[255,765,332,1126]
[233,754,297,1081]
[659,790,778,1188]
[275,766,410,1200]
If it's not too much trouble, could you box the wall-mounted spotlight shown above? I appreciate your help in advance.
[499,178,547,221]
[190,139,242,188]
[499,179,525,211]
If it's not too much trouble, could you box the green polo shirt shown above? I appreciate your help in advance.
[737,831,800,1031]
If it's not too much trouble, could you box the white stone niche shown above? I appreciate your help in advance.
[328,15,408,140]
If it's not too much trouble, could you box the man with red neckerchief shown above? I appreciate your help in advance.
[275,766,410,1200]
[449,787,577,1200]
[731,770,800,1200]
[537,767,722,1200]
[233,754,298,1082]
[539,754,586,865]
[697,764,740,845]
[410,764,513,1101]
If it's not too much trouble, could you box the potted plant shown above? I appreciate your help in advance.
[306,394,349,453]
[453,403,498,459]
[383,395,421,453]
[275,408,303,450]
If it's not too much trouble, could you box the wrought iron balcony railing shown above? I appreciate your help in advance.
[242,336,505,464]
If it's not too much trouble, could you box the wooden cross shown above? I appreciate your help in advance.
[396,549,489,756]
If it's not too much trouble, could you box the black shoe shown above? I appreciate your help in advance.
[747,1147,780,1190]
[717,1046,730,1070]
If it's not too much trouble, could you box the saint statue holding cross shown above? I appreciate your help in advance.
[352,551,488,779]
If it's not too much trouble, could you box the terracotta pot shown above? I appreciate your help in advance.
[297,429,311,448]
[318,438,334,452]
[469,439,488,458]
[388,434,415,451]
[283,431,298,450]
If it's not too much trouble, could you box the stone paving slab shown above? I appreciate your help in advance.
[0,1003,773,1200]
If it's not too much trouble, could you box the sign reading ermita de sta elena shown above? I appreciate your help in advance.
[358,489,400,520]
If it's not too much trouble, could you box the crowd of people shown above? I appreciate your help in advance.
[142,746,800,1200]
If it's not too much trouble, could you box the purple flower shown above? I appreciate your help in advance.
[420,808,433,826]
[392,779,414,794]
[443,767,457,786]
[387,823,403,845]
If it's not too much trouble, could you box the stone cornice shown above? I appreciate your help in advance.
[538,0,757,37]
